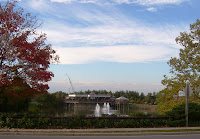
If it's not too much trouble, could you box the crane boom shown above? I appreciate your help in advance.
[66,73,75,93]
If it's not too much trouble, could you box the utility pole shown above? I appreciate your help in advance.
[185,83,189,127]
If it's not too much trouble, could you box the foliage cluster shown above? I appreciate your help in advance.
[0,1,58,91]
[0,90,67,114]
[157,19,200,114]
[28,91,67,115]
[0,1,58,112]
[0,77,40,112]
[166,103,200,126]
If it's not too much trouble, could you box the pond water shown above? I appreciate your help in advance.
[58,103,157,117]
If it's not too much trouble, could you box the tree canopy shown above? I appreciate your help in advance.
[0,1,59,91]
[157,19,200,114]
[164,19,200,91]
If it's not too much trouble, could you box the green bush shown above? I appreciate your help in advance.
[166,103,200,126]
[0,114,174,128]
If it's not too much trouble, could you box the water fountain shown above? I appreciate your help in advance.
[102,103,107,114]
[102,103,111,114]
[94,103,101,117]
[107,103,110,114]
[94,103,118,117]
[95,103,111,116]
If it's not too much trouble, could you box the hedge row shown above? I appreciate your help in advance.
[0,116,185,129]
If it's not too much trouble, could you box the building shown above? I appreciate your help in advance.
[65,92,114,103]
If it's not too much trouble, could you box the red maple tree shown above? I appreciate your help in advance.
[0,1,59,92]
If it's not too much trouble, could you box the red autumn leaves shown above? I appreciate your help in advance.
[0,1,58,92]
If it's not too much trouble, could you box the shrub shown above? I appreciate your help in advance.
[0,114,175,128]
[166,103,200,126]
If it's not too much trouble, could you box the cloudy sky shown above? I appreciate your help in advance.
[5,0,200,93]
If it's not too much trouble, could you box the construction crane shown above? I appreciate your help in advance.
[66,73,75,93]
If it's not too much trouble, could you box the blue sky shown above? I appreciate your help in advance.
[4,0,200,93]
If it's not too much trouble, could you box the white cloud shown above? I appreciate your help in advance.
[147,7,157,12]
[50,0,99,3]
[51,0,75,3]
[43,21,184,64]
[55,44,178,64]
[27,0,52,11]
[113,0,131,4]
[22,0,187,64]
[24,0,188,16]
[79,0,99,3]
[49,0,188,5]
[43,17,184,47]
[34,0,186,65]
[133,0,187,6]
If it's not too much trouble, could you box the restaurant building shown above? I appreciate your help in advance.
[65,92,115,103]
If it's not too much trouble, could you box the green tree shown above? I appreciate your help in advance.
[28,92,66,115]
[0,77,40,112]
[157,19,200,114]
[52,91,67,105]
[139,92,145,103]
[114,91,125,98]
[52,91,67,99]
[145,93,157,105]
[157,88,185,114]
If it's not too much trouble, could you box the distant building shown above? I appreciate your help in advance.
[66,92,114,103]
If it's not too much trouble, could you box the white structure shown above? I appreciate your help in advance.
[66,93,111,101]
[116,96,129,102]
[102,103,111,115]
[94,103,101,117]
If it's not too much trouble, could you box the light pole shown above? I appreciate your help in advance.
[185,83,189,127]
